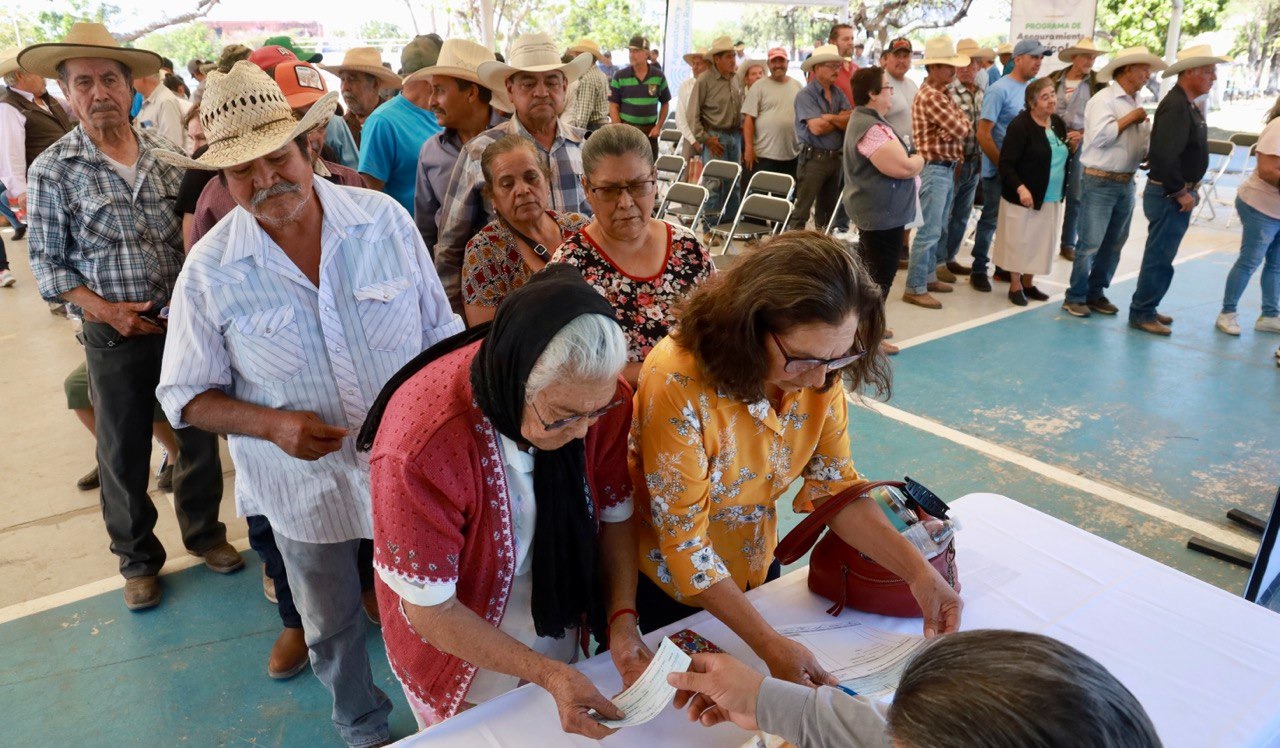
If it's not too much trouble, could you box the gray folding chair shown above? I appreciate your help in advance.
[654,154,686,212]
[658,182,709,231]
[658,128,684,156]
[714,193,793,255]
[1195,139,1237,224]
[708,170,797,247]
[698,159,743,229]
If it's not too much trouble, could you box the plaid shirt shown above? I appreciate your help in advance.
[948,78,984,160]
[27,126,185,312]
[433,116,590,315]
[564,67,611,129]
[911,80,970,163]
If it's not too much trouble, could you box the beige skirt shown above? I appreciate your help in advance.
[993,198,1063,276]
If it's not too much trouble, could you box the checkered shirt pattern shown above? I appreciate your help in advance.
[948,79,984,159]
[911,80,971,163]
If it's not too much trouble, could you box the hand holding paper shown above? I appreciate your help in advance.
[593,636,692,728]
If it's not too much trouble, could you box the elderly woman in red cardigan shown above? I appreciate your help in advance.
[359,265,652,738]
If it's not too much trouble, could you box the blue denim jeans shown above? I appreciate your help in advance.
[1066,175,1136,304]
[942,160,981,264]
[907,163,957,293]
[702,129,743,231]
[1223,197,1280,317]
[970,175,1001,276]
[1059,149,1082,250]
[0,183,24,233]
[274,534,392,747]
[1130,182,1193,323]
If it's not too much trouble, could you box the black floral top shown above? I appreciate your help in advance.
[551,222,714,362]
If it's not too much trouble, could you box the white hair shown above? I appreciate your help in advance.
[525,314,627,401]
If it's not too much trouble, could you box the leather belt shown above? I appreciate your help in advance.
[1083,167,1135,183]
[1148,178,1201,191]
[802,145,841,158]
[926,159,960,168]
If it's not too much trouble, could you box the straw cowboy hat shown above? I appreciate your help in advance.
[801,44,847,73]
[567,38,605,62]
[918,36,970,67]
[708,36,737,57]
[403,38,513,113]
[476,32,593,92]
[0,47,22,78]
[735,58,765,84]
[996,42,1014,56]
[320,47,402,89]
[1162,44,1233,78]
[956,38,995,61]
[1058,38,1106,62]
[682,47,710,65]
[19,22,162,79]
[154,60,338,171]
[1097,46,1167,83]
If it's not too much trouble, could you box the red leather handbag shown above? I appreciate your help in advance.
[775,480,960,617]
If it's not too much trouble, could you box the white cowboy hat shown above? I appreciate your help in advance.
[403,38,513,113]
[19,22,162,79]
[1162,44,1233,78]
[682,47,710,66]
[918,36,970,67]
[567,38,605,62]
[1058,38,1106,62]
[708,36,737,57]
[319,47,403,89]
[478,33,592,92]
[996,42,1014,56]
[154,60,338,171]
[0,47,22,78]
[1097,46,1167,83]
[956,38,995,61]
[735,58,766,84]
[801,44,847,73]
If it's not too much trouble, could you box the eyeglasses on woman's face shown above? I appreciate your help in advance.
[531,398,624,431]
[586,179,657,203]
[769,331,865,374]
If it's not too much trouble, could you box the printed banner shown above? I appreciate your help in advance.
[1010,0,1097,74]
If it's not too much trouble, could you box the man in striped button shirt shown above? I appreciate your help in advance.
[156,63,462,747]
[609,35,671,158]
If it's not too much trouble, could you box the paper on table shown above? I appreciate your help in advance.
[776,620,927,696]
[593,636,692,729]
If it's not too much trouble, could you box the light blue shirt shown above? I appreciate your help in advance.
[980,76,1029,178]
[157,177,464,544]
[323,114,359,171]
[987,65,1001,88]
[358,94,443,216]
[1044,127,1069,203]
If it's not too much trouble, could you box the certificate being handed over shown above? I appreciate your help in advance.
[592,636,692,728]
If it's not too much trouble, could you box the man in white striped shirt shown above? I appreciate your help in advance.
[156,63,463,748]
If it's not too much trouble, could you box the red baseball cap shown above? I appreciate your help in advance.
[767,47,788,61]
[887,38,913,54]
[248,45,298,71]
[272,60,329,109]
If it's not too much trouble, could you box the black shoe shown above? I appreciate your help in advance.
[1008,288,1028,306]
[970,274,992,293]
[12,225,26,241]
[993,268,1011,282]
[1024,285,1049,301]
[77,466,100,491]
[1086,296,1119,315]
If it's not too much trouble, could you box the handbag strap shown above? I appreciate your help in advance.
[774,480,904,565]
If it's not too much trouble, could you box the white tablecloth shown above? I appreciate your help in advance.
[397,493,1280,748]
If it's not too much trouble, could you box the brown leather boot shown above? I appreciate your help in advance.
[124,575,162,611]
[268,627,309,680]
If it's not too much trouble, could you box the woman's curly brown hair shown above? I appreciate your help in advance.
[673,230,891,403]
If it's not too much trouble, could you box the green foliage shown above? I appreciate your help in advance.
[137,22,217,66]
[559,0,657,52]
[1097,0,1228,56]
[34,0,121,43]
[359,20,409,40]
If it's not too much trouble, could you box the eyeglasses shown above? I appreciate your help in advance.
[586,179,657,202]
[881,85,895,93]
[770,331,865,374]
[531,398,624,431]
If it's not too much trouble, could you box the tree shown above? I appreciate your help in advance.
[849,0,978,45]
[359,21,409,41]
[136,22,218,67]
[0,0,221,47]
[1097,0,1228,56]
[561,0,657,52]
[1231,0,1280,90]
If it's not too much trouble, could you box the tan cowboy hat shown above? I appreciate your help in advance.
[1162,44,1233,78]
[567,38,604,62]
[801,44,847,73]
[403,38,512,113]
[918,36,969,67]
[1058,38,1106,62]
[956,39,995,61]
[19,22,162,79]
[996,42,1014,56]
[0,47,22,78]
[476,32,592,92]
[735,58,765,85]
[320,47,403,89]
[1097,46,1167,83]
[154,60,338,171]
[708,36,737,57]
[682,47,710,65]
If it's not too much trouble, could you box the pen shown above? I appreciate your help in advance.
[834,684,859,698]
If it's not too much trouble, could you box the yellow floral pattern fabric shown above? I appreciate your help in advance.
[630,336,862,601]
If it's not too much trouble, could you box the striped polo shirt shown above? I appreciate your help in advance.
[609,64,672,126]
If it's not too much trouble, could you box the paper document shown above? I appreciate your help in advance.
[776,620,927,696]
[593,636,691,728]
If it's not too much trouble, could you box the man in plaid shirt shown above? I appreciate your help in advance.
[903,37,972,311]
[562,39,611,133]
[939,46,986,280]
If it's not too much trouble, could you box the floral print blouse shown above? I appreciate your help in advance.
[461,211,589,308]
[630,336,863,601]
[550,222,713,363]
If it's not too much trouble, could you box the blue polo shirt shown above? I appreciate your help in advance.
[357,94,442,215]
[980,75,1029,178]
[794,80,850,151]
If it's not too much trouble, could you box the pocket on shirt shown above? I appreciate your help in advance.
[230,305,306,383]
[354,277,416,351]
[76,193,125,251]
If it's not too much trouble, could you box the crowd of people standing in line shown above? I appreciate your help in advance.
[0,15,1264,747]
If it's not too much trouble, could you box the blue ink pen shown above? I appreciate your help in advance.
[835,685,859,698]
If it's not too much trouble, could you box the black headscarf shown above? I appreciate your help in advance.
[359,265,620,639]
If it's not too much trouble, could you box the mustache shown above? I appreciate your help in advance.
[251,182,302,208]
[90,102,119,113]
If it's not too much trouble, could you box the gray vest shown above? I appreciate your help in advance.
[842,106,916,232]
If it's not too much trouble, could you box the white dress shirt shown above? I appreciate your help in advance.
[135,84,186,151]
[675,76,698,145]
[157,177,464,544]
[1081,83,1151,174]
[0,87,61,198]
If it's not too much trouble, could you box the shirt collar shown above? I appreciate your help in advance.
[10,88,37,104]
[508,113,581,146]
[219,176,377,267]
[499,434,536,473]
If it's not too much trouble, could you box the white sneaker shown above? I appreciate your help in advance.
[1255,316,1280,334]
[0,269,14,287]
[1215,312,1240,335]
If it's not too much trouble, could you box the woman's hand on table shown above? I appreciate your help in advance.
[909,567,963,638]
[758,635,838,687]
[608,622,654,689]
[540,662,623,739]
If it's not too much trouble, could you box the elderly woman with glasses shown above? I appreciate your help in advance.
[630,231,962,687]
[361,266,652,737]
[551,124,714,384]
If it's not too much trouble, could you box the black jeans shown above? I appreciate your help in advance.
[80,322,225,578]
[636,559,782,635]
[858,226,906,298]
[753,157,798,180]
[247,515,375,629]
[789,148,842,231]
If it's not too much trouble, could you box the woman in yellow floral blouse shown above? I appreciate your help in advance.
[630,231,963,686]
